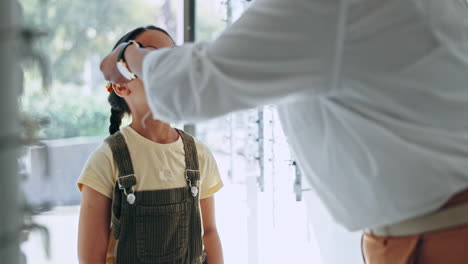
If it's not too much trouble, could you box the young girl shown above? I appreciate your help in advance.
[77,26,224,264]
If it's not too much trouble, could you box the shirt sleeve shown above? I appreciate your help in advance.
[143,0,343,123]
[197,143,224,199]
[77,143,116,199]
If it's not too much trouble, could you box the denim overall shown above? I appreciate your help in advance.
[105,129,204,264]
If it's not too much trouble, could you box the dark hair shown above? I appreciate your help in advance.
[108,25,174,135]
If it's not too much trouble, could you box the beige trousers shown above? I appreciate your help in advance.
[363,224,468,264]
[362,188,468,264]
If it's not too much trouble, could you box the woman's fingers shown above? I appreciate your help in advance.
[100,43,130,84]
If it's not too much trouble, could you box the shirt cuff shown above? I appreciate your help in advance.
[200,182,224,200]
[77,177,113,199]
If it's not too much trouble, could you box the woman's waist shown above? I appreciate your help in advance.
[366,188,468,237]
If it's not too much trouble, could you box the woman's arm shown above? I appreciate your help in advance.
[100,0,342,123]
[200,196,224,264]
[139,0,341,123]
[78,185,112,264]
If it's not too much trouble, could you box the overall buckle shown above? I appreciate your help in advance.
[118,174,136,204]
[186,169,200,197]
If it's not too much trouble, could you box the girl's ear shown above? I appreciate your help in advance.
[113,84,131,97]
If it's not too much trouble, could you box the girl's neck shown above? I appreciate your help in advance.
[130,113,179,144]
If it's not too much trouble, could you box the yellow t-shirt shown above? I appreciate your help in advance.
[77,126,223,199]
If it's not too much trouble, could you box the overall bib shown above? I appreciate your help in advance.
[105,129,204,264]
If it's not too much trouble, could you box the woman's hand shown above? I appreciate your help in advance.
[100,42,130,85]
[100,42,153,85]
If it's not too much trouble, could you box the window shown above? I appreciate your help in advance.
[19,1,186,263]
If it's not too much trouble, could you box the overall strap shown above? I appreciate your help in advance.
[105,132,137,239]
[176,129,204,263]
[105,132,137,189]
[176,129,201,195]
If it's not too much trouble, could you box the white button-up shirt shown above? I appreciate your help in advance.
[143,0,468,230]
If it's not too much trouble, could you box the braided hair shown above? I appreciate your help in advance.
[108,26,173,135]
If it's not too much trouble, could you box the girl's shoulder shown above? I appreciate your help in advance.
[78,140,117,199]
[192,137,210,156]
[86,140,115,167]
[192,137,218,166]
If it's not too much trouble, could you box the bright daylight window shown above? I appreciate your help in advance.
[19,0,361,263]
[19,1,186,263]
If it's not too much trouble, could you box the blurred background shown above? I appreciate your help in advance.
[1,0,362,263]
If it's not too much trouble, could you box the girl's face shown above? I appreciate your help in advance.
[123,29,175,111]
